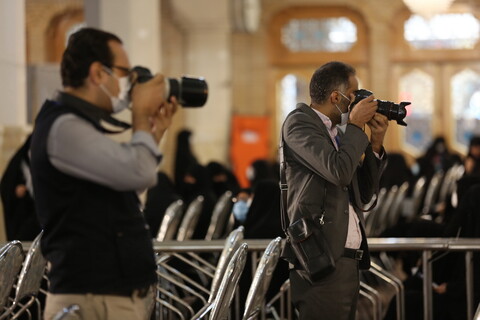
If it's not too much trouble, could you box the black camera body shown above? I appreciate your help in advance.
[351,89,409,126]
[132,66,208,108]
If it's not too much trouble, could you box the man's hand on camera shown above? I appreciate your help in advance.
[367,113,388,153]
[150,97,178,143]
[131,74,168,134]
[348,95,377,129]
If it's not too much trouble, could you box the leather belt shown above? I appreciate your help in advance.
[343,248,363,261]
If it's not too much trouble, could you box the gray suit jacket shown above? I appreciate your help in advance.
[281,103,387,269]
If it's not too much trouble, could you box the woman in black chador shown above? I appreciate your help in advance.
[1,134,41,240]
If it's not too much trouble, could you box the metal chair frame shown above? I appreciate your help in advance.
[157,199,185,241]
[374,185,399,236]
[421,171,444,217]
[265,279,293,320]
[205,191,234,241]
[242,237,282,320]
[177,196,204,241]
[0,241,25,319]
[155,227,245,319]
[1,231,46,320]
[386,182,409,230]
[365,188,387,236]
[360,281,381,320]
[410,176,427,218]
[192,243,249,320]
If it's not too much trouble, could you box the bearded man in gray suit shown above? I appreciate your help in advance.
[281,61,389,320]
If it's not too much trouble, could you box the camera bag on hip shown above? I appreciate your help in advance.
[285,215,335,282]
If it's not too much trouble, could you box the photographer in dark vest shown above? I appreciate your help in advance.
[30,27,177,320]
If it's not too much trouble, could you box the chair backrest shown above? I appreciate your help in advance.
[387,182,409,230]
[438,165,458,204]
[209,226,244,302]
[242,237,282,320]
[411,176,427,216]
[0,241,24,310]
[365,188,387,237]
[156,200,185,241]
[421,171,444,215]
[14,231,46,304]
[373,186,398,236]
[209,243,248,320]
[446,164,465,200]
[52,304,81,320]
[474,301,480,320]
[205,191,234,241]
[176,196,204,241]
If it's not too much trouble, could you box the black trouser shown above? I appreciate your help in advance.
[290,257,360,320]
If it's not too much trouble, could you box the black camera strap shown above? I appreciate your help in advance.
[279,128,289,234]
[54,92,131,134]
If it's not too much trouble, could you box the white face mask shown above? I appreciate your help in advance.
[335,91,351,127]
[100,67,131,113]
[335,105,349,126]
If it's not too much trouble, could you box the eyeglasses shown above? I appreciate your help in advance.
[102,65,131,77]
[112,66,131,76]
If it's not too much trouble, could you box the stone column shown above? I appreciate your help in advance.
[169,0,232,164]
[0,0,27,241]
[0,0,27,126]
[85,0,162,71]
[361,0,404,151]
[84,0,162,144]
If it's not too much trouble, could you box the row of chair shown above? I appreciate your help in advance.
[157,191,235,242]
[0,231,46,320]
[155,226,283,320]
[0,231,406,320]
[365,164,465,237]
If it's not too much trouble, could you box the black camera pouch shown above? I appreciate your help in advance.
[286,217,335,282]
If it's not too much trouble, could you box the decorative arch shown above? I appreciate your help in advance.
[398,68,435,153]
[450,68,480,148]
[45,8,84,63]
[389,3,480,157]
[268,6,369,66]
[391,6,480,62]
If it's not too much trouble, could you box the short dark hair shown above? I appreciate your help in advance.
[309,61,356,104]
[61,27,122,88]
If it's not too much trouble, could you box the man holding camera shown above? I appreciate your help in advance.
[30,28,177,320]
[280,61,388,319]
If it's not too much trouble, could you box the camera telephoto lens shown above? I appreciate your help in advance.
[351,89,409,126]
[165,77,208,108]
[132,66,208,108]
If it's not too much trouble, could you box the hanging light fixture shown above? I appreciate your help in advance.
[403,0,455,19]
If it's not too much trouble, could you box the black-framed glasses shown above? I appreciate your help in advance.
[112,65,131,76]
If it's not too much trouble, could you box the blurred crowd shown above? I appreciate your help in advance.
[372,135,480,320]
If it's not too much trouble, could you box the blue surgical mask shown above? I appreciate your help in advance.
[232,200,249,223]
